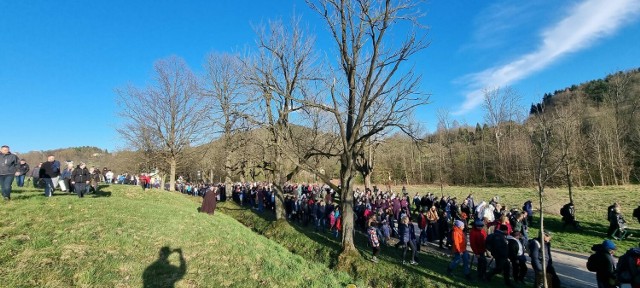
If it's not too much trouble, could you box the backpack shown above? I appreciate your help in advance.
[607,205,616,222]
[560,205,569,217]
[617,248,640,284]
[486,232,508,258]
[586,253,600,272]
[633,206,640,223]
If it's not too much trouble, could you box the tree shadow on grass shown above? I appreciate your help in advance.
[143,246,186,288]
[537,216,610,238]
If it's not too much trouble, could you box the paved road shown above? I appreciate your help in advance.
[550,249,596,288]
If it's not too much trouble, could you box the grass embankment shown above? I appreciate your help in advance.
[395,185,640,254]
[0,185,354,287]
[217,201,506,288]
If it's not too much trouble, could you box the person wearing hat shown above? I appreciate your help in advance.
[530,230,561,288]
[588,239,617,288]
[470,219,488,281]
[447,219,472,280]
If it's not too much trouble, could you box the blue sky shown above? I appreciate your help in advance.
[2,0,640,154]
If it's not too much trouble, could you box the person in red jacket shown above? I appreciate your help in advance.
[447,220,472,280]
[470,219,488,281]
[418,209,428,245]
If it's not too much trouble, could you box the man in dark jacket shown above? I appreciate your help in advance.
[590,239,617,288]
[39,155,61,197]
[507,231,528,284]
[530,230,561,288]
[486,225,511,286]
[0,145,20,200]
[17,159,29,187]
[617,244,640,287]
[71,163,90,198]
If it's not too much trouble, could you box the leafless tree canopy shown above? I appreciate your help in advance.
[302,0,430,256]
[116,56,213,191]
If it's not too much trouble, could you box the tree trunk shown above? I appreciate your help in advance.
[274,173,286,220]
[565,160,573,203]
[364,173,372,191]
[339,154,358,259]
[169,157,176,191]
[225,152,233,198]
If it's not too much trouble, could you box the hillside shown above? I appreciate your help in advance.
[0,185,355,287]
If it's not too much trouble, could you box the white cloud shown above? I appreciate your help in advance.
[455,0,640,114]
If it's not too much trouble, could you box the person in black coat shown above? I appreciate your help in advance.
[71,163,90,198]
[530,230,561,288]
[507,231,527,284]
[39,155,61,197]
[590,240,617,288]
[486,226,511,286]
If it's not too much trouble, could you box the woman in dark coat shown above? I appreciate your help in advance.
[201,186,218,215]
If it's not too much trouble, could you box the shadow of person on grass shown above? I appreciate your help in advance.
[90,190,112,198]
[143,246,186,288]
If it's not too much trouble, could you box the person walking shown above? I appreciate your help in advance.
[61,162,74,193]
[30,162,42,188]
[447,220,472,280]
[616,243,640,288]
[71,163,90,198]
[529,230,561,288]
[398,216,418,265]
[367,218,381,263]
[507,231,528,284]
[39,155,61,197]
[588,239,617,288]
[16,159,29,187]
[486,225,512,286]
[470,219,488,281]
[0,145,20,200]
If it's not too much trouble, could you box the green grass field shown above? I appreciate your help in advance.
[0,184,354,287]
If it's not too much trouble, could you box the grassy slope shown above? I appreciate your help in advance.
[395,184,640,254]
[0,185,354,288]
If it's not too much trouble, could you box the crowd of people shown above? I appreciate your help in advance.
[208,180,640,288]
[0,145,155,199]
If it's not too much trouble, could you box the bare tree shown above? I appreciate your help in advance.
[552,97,583,203]
[482,87,523,184]
[202,53,250,195]
[244,17,320,220]
[303,0,429,260]
[117,56,213,191]
[529,104,565,288]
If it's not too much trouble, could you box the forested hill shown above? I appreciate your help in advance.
[370,68,640,188]
[530,68,640,114]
